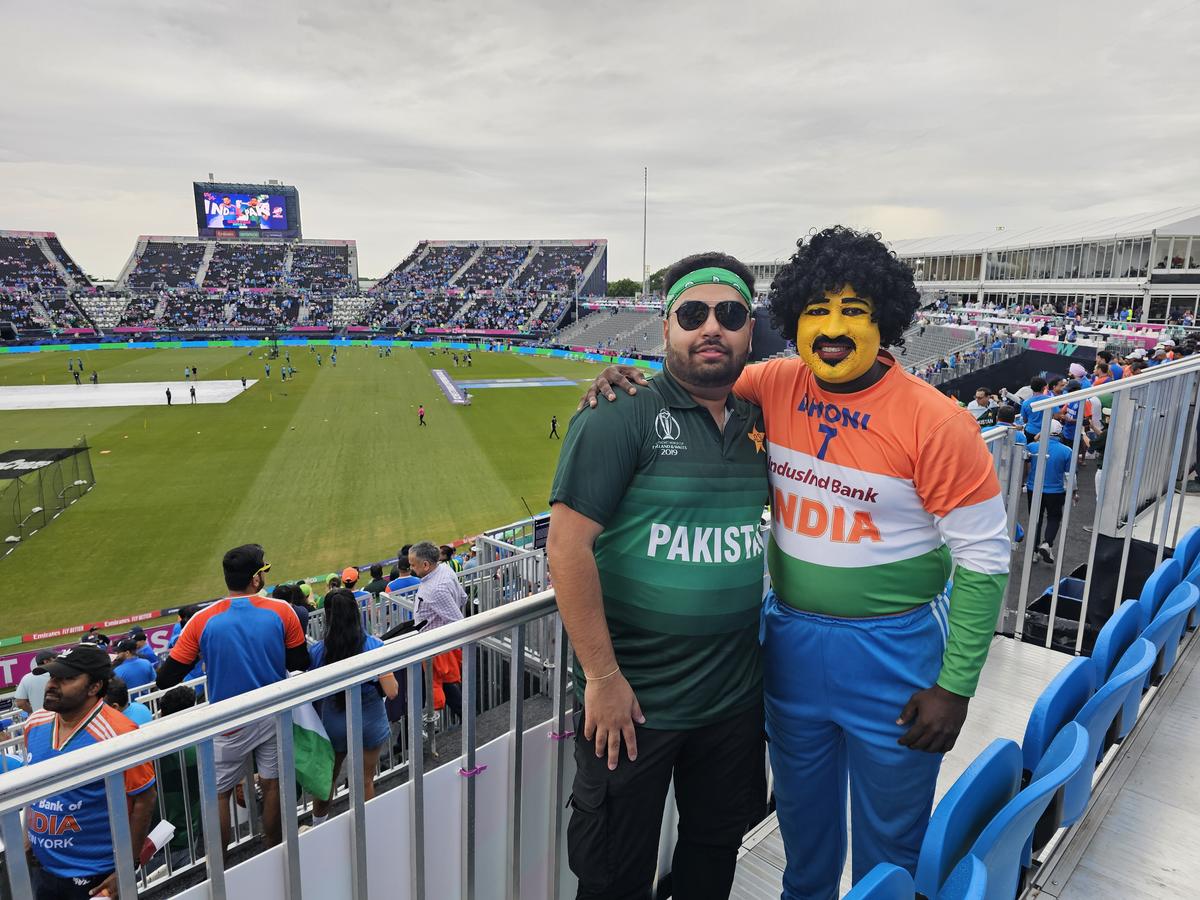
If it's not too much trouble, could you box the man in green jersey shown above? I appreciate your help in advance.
[549,252,770,900]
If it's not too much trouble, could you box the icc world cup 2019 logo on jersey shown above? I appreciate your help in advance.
[655,409,681,441]
[653,409,687,456]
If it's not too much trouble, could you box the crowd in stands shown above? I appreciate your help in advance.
[39,295,91,328]
[534,296,571,330]
[117,292,163,327]
[368,242,426,295]
[365,296,409,330]
[127,242,206,291]
[44,235,90,286]
[0,538,482,889]
[515,243,596,294]
[0,293,49,328]
[370,242,599,300]
[451,294,540,330]
[286,244,353,294]
[0,235,68,294]
[225,293,300,329]
[400,244,474,293]
[203,244,287,290]
[458,244,529,291]
[0,291,91,330]
[405,295,464,332]
[940,340,1198,571]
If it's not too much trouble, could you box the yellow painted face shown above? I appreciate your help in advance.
[795,286,881,383]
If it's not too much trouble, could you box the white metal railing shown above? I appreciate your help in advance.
[0,590,572,900]
[984,354,1200,653]
[5,358,1200,898]
[915,342,1022,385]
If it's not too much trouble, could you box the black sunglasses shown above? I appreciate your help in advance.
[672,300,750,331]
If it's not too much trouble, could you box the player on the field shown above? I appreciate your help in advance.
[418,404,426,427]
[549,415,560,439]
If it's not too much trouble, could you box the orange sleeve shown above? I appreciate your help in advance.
[169,615,203,666]
[733,361,771,405]
[124,759,156,796]
[914,408,1002,517]
[104,710,155,795]
[279,604,306,649]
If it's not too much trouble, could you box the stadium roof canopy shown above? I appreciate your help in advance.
[890,205,1200,256]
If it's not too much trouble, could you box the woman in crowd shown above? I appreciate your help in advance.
[309,588,398,824]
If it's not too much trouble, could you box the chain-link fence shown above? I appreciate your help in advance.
[0,436,94,559]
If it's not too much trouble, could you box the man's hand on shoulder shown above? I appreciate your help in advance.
[579,365,650,411]
[896,684,970,753]
[584,673,646,771]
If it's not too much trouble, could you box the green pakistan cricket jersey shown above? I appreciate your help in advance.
[550,367,770,729]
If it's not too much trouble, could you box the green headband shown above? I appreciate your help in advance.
[664,267,754,316]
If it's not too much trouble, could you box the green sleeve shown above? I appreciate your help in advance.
[937,566,1008,697]
[549,398,646,527]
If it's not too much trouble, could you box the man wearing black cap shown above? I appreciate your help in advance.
[113,639,157,690]
[81,627,109,649]
[157,543,309,854]
[23,645,157,899]
[127,626,160,668]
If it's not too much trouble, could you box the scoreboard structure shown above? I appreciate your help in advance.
[193,181,302,240]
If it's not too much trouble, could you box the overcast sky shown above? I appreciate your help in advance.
[2,1,1198,281]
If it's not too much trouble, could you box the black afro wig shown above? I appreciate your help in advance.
[768,226,921,350]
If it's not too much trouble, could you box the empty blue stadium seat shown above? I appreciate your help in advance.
[842,862,913,899]
[1062,639,1157,823]
[915,740,1022,898]
[1181,553,1200,630]
[969,723,1089,900]
[1172,525,1200,573]
[1020,657,1096,778]
[1089,599,1142,681]
[1139,582,1198,690]
[1136,557,1183,629]
[938,855,987,900]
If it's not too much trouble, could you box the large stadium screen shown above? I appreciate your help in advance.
[193,182,302,238]
[200,191,287,230]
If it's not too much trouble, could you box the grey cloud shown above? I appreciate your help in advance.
[1,0,1198,279]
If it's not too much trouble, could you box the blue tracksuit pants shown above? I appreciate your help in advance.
[761,590,949,899]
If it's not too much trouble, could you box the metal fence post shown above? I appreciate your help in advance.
[275,709,303,899]
[507,623,527,900]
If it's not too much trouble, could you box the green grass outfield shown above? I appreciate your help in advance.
[0,345,608,636]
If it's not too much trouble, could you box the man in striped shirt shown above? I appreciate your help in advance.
[409,541,466,718]
[24,645,157,900]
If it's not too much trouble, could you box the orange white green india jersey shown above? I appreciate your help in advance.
[735,352,1010,697]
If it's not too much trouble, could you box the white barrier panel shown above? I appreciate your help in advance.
[163,715,574,900]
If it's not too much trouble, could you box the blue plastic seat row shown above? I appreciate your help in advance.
[846,855,987,899]
[844,535,1200,900]
[907,725,1089,900]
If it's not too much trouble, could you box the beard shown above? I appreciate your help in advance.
[665,339,750,388]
